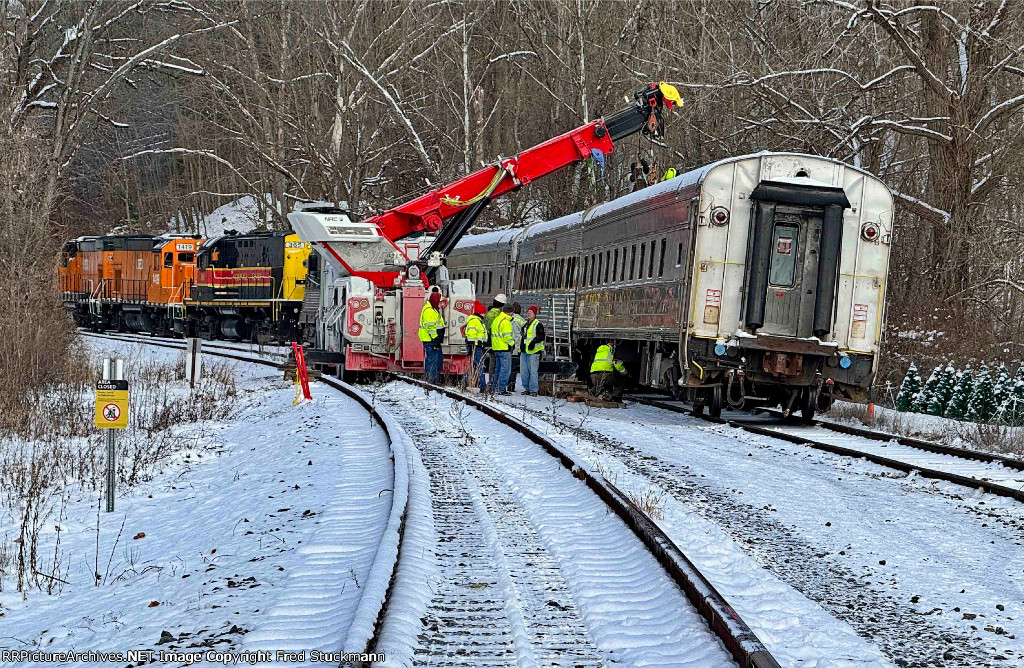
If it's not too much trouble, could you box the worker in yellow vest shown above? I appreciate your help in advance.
[418,290,445,383]
[482,293,507,386]
[489,303,515,395]
[507,302,527,391]
[464,300,488,389]
[520,305,545,396]
[590,339,627,401]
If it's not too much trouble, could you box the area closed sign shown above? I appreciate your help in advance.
[95,379,129,429]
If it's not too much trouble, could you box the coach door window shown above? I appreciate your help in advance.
[769,224,799,287]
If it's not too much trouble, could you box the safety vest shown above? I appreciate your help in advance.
[491,312,514,351]
[418,302,444,342]
[590,344,626,374]
[523,319,544,354]
[511,313,526,342]
[465,314,486,343]
[484,308,501,334]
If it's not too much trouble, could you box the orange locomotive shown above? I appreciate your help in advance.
[59,234,202,335]
[59,231,313,343]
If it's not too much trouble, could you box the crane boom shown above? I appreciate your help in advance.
[289,82,680,287]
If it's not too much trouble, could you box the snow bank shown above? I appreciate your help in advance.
[0,340,395,666]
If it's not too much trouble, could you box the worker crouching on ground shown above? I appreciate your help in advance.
[489,303,515,396]
[590,339,627,401]
[520,305,545,396]
[464,300,488,389]
[419,290,445,383]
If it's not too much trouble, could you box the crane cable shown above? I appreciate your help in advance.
[439,166,506,208]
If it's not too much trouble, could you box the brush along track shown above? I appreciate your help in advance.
[81,332,407,661]
[390,375,780,668]
[627,394,1024,503]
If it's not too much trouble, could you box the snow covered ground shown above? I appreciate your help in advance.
[379,384,735,666]
[476,390,1024,667]
[0,339,394,667]
[168,195,271,237]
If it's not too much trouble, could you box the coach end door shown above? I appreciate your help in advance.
[760,208,821,337]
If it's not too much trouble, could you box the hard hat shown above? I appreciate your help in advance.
[494,293,508,305]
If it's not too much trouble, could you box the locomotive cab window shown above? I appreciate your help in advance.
[178,253,194,263]
[164,252,173,268]
[768,224,799,287]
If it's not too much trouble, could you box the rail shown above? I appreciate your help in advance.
[388,373,781,668]
[79,332,409,663]
[627,394,1024,504]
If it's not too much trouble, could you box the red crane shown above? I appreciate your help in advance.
[292,82,681,289]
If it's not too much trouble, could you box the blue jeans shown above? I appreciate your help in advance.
[466,344,486,388]
[490,350,511,394]
[423,341,442,383]
[520,352,540,393]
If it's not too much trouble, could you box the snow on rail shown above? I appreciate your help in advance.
[385,380,743,666]
[517,392,1024,666]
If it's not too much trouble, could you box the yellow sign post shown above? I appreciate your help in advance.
[97,359,127,513]
[95,379,129,429]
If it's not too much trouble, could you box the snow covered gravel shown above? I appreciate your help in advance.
[1,339,394,668]
[381,384,734,667]
[477,390,1024,668]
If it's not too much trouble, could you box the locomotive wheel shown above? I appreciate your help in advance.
[708,385,723,419]
[800,387,817,424]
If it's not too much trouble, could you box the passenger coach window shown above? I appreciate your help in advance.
[648,240,656,278]
[638,244,646,277]
[658,238,667,277]
[677,242,684,267]
[629,245,636,280]
[612,249,619,283]
[582,256,589,287]
[769,225,799,287]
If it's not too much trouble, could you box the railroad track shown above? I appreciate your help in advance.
[85,332,780,666]
[388,374,780,668]
[626,393,1024,503]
